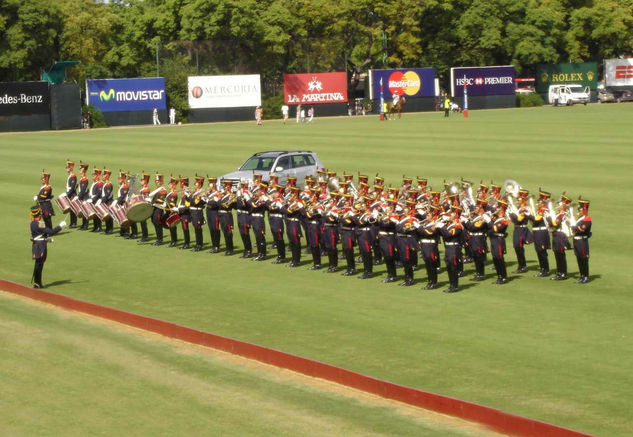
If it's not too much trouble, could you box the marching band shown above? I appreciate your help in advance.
[42,162,594,292]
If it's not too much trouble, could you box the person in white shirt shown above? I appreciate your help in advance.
[281,104,289,124]
[169,107,176,124]
[307,106,314,123]
[152,107,161,125]
[300,108,306,123]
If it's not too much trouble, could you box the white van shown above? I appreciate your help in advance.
[548,84,590,106]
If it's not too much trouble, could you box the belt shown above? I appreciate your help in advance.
[324,223,338,227]
[445,242,460,246]
[492,233,506,237]
[286,217,300,222]
[379,231,394,236]
[396,233,411,238]
[469,232,484,236]
[189,207,202,210]
[270,213,283,218]
[237,210,249,214]
[308,220,320,224]
[219,210,230,214]
[420,239,436,244]
[358,227,371,231]
[532,226,547,231]
[341,226,355,231]
[573,235,588,240]
[251,213,263,217]
[515,225,527,228]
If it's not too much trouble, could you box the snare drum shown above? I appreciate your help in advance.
[110,203,131,228]
[81,201,97,220]
[126,195,153,222]
[165,212,181,228]
[69,197,83,216]
[94,202,111,220]
[55,193,72,213]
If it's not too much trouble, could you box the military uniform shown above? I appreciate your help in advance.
[166,177,179,247]
[150,174,167,245]
[65,161,78,228]
[463,202,489,281]
[178,177,192,249]
[548,194,572,280]
[487,201,510,284]
[268,185,287,263]
[509,190,534,273]
[77,163,90,230]
[378,201,399,283]
[205,177,221,252]
[116,172,130,237]
[236,181,253,258]
[89,169,103,232]
[355,197,375,279]
[571,198,592,284]
[419,207,441,290]
[322,194,341,272]
[440,206,464,292]
[36,171,54,229]
[284,187,304,267]
[218,181,236,255]
[130,173,150,242]
[395,201,420,286]
[101,169,114,234]
[30,205,64,289]
[304,190,324,270]
[339,194,357,276]
[189,176,206,251]
[249,183,269,260]
[531,191,552,277]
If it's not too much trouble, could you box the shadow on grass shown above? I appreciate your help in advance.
[45,279,87,288]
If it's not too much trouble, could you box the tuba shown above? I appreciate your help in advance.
[503,179,521,199]
[327,176,339,193]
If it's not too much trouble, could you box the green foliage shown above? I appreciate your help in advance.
[82,104,107,128]
[516,92,544,107]
[262,94,284,119]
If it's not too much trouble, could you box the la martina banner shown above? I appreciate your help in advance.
[536,62,597,93]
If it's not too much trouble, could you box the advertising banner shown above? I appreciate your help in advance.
[536,62,597,93]
[86,78,166,112]
[284,72,347,105]
[188,75,261,109]
[369,68,436,99]
[604,58,633,87]
[451,66,516,97]
[0,81,50,116]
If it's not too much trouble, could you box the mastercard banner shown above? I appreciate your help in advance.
[369,68,436,99]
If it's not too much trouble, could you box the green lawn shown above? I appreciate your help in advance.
[1,105,632,436]
[1,293,495,437]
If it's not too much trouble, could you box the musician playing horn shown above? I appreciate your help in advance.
[190,175,206,252]
[236,180,253,258]
[218,179,236,255]
[463,199,490,281]
[548,193,572,280]
[488,200,510,285]
[205,176,220,253]
[509,189,534,274]
[419,205,441,290]
[166,176,179,247]
[571,197,592,284]
[284,186,304,267]
[249,182,269,261]
[531,190,552,277]
[178,177,191,250]
[440,205,464,292]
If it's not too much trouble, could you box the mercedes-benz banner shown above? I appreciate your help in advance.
[451,66,516,97]
[188,75,261,109]
[369,68,436,99]
[605,58,633,87]
[284,72,347,105]
[86,78,166,112]
[0,81,50,116]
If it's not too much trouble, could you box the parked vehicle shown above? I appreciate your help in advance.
[613,90,633,103]
[548,84,590,106]
[219,151,324,187]
[598,89,616,103]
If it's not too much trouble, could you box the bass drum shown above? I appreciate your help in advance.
[126,195,153,222]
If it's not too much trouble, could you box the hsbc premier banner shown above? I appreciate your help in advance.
[284,72,347,105]
[0,81,50,116]
[605,58,633,87]
[86,78,166,112]
[451,66,516,97]
[369,68,435,99]
[188,75,261,109]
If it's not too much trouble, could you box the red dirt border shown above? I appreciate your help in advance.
[1,279,593,437]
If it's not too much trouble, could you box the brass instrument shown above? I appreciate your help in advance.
[528,195,536,217]
[327,176,339,193]
[221,192,237,209]
[503,179,521,199]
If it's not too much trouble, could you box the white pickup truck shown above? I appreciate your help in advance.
[548,84,590,106]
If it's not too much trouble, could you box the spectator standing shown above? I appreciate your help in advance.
[153,107,161,125]
[281,104,289,124]
[169,106,176,124]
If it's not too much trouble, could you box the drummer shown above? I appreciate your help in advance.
[129,172,151,242]
[65,160,78,228]
[150,172,167,246]
[190,175,206,252]
[77,162,90,230]
[89,168,103,233]
[35,170,54,229]
[101,168,115,235]
[166,175,179,247]
[116,171,130,238]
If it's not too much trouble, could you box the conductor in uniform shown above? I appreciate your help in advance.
[30,204,65,289]
[35,170,55,229]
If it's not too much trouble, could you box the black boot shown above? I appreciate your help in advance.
[382,257,397,283]
[308,247,321,270]
[342,249,356,276]
[325,250,338,272]
[444,264,459,292]
[223,231,234,255]
[399,264,414,286]
[495,258,509,284]
[287,243,301,267]
[513,248,528,273]
[180,226,190,249]
[359,252,373,279]
[240,233,252,258]
[168,227,178,247]
[551,251,568,280]
[273,239,286,263]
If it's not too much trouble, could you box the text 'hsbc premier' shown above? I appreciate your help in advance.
[455,76,514,86]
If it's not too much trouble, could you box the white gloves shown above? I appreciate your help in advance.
[59,220,67,228]
[33,196,38,201]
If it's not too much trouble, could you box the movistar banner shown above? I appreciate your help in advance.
[536,62,597,93]
[369,68,435,99]
[86,78,166,112]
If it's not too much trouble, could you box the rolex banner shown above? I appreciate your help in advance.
[283,72,347,105]
[536,62,597,93]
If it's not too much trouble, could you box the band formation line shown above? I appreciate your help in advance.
[30,160,593,292]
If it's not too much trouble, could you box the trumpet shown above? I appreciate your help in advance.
[221,193,237,209]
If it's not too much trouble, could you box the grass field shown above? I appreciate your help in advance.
[1,105,632,435]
